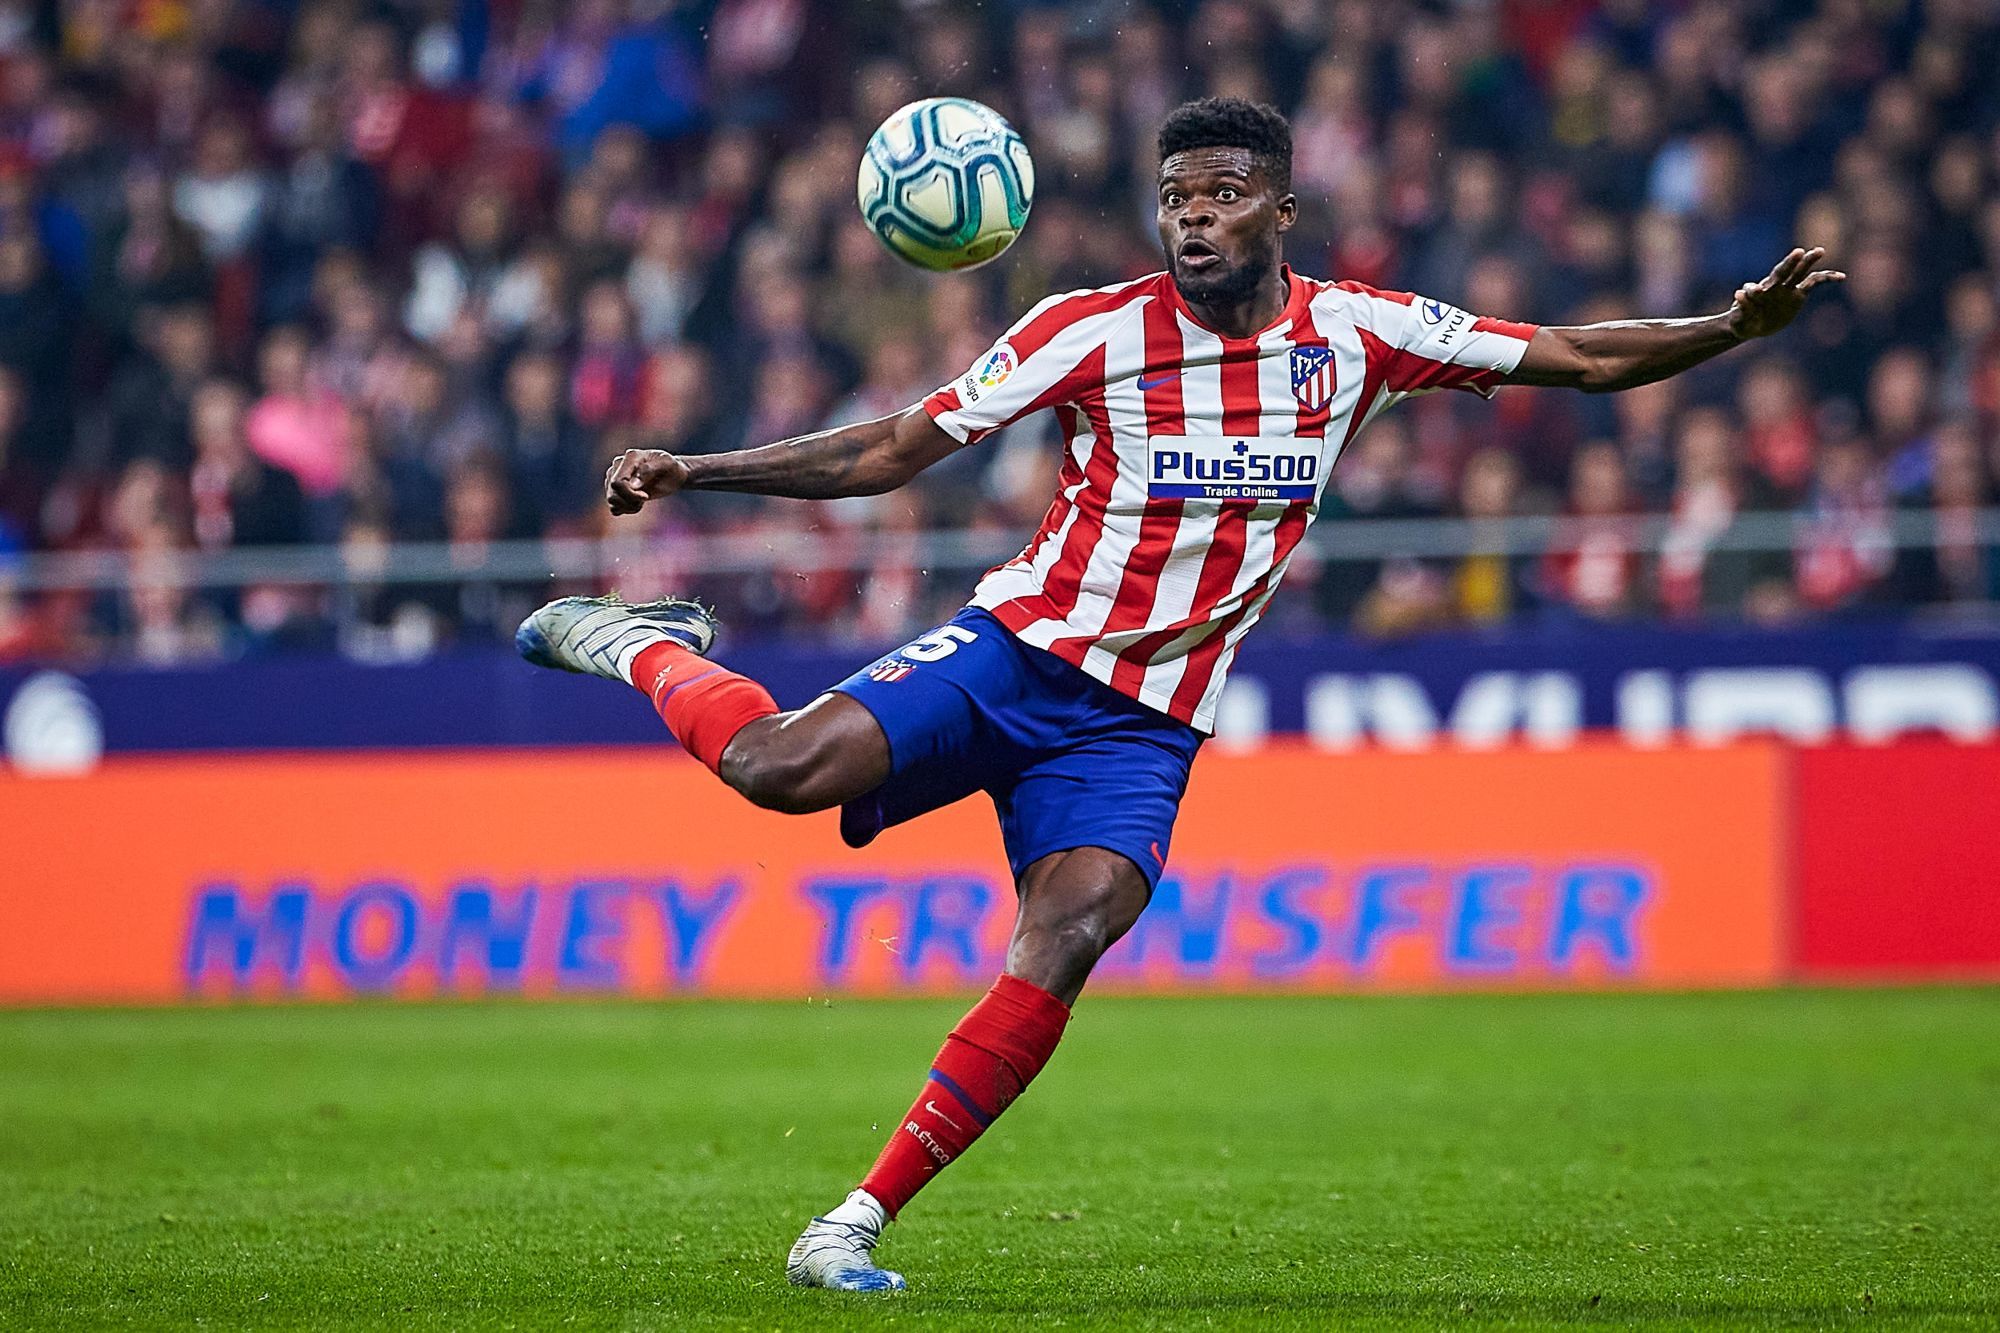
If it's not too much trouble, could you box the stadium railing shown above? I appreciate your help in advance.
[6,509,1998,593]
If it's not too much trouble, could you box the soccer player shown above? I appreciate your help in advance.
[515,98,1843,1291]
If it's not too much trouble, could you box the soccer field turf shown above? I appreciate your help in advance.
[1,990,1995,1330]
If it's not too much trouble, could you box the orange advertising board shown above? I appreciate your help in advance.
[0,742,1788,1004]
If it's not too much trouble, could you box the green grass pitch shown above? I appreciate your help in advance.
[2,989,1996,1329]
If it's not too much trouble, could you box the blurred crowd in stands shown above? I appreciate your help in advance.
[0,0,1997,663]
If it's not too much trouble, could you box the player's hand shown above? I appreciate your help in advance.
[1728,247,1845,341]
[604,449,690,515]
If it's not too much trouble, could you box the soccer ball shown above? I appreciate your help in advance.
[858,97,1035,272]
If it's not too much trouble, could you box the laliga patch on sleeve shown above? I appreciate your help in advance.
[1148,435,1323,502]
[960,342,1015,403]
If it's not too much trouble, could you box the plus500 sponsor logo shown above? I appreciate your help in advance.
[1148,435,1320,501]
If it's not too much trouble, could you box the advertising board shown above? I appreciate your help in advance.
[0,744,1789,1003]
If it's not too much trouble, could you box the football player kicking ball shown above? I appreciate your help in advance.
[516,97,1842,1292]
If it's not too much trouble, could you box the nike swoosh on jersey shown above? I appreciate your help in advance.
[1136,372,1181,390]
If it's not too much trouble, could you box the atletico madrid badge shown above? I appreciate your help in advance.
[866,658,915,683]
[1290,345,1336,412]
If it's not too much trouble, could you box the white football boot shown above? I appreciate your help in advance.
[785,1189,906,1292]
[514,595,717,683]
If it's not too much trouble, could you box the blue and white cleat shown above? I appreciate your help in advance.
[515,595,717,683]
[786,1190,906,1292]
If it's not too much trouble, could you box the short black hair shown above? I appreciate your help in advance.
[1157,97,1292,191]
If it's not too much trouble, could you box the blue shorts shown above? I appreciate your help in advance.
[831,608,1203,890]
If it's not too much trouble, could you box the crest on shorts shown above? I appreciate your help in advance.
[866,658,914,683]
[1290,345,1336,412]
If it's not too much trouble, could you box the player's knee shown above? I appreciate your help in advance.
[1023,874,1145,969]
[1040,909,1117,970]
[721,731,840,813]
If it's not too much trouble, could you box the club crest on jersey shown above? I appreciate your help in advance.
[866,658,915,683]
[1290,345,1336,412]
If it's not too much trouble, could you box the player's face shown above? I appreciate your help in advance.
[1157,146,1296,307]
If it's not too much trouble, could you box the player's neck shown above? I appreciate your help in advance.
[1180,267,1291,340]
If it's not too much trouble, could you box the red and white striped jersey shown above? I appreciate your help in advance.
[922,267,1539,731]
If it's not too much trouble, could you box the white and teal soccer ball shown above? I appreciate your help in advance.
[858,97,1035,272]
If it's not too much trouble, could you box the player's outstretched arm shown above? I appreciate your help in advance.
[604,406,960,514]
[1505,247,1845,394]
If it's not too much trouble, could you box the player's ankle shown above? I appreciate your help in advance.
[824,1188,890,1231]
[628,639,692,693]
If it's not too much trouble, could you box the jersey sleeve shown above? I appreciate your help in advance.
[1337,282,1540,405]
[921,290,1117,445]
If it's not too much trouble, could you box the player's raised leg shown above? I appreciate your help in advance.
[515,595,888,811]
[786,847,1148,1292]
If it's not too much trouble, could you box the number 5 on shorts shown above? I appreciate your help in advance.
[903,625,980,662]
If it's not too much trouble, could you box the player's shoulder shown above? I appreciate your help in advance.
[1310,277,1420,314]
[1005,273,1164,353]
[1025,272,1167,322]
[1302,278,1446,341]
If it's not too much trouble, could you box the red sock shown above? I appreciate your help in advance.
[629,642,779,775]
[858,973,1072,1218]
